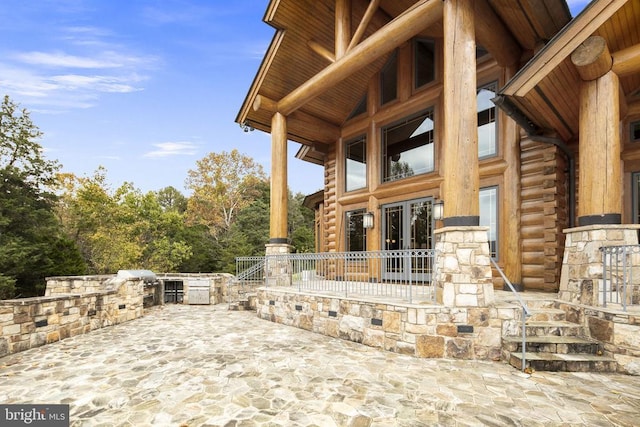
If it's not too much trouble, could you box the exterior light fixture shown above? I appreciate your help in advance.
[363,212,374,229]
[433,200,444,221]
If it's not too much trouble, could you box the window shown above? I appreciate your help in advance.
[347,94,367,120]
[631,121,640,143]
[633,173,640,224]
[480,186,498,258]
[345,135,367,192]
[382,109,435,183]
[380,51,398,105]
[478,82,498,158]
[346,209,367,252]
[414,39,435,88]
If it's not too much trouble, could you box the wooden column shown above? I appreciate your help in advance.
[270,112,289,242]
[335,0,351,60]
[571,36,621,225]
[502,66,522,287]
[441,0,478,225]
[577,71,621,225]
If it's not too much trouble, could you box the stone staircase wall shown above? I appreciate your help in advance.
[502,299,640,374]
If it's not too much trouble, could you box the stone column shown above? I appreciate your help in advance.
[559,225,640,306]
[265,243,293,287]
[435,227,494,307]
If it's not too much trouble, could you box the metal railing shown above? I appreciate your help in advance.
[491,258,530,372]
[236,249,437,304]
[228,257,265,306]
[601,245,640,312]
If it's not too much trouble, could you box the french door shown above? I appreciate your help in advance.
[381,198,435,282]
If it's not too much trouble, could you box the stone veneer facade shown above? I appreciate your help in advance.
[558,224,640,374]
[435,226,495,308]
[0,275,147,357]
[256,288,520,361]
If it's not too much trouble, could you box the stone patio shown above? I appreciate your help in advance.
[1,304,639,426]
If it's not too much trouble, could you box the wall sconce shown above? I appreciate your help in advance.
[433,200,444,221]
[363,212,374,229]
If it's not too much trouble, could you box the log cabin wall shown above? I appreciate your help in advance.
[323,147,338,252]
[519,138,568,291]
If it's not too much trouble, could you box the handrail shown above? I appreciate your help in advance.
[491,258,530,372]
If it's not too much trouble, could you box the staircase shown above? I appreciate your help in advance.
[502,300,617,372]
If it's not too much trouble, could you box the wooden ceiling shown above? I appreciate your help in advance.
[500,0,640,142]
[236,0,572,149]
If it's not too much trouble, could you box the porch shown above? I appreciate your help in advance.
[233,247,640,374]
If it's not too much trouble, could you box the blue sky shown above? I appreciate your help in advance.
[0,0,590,196]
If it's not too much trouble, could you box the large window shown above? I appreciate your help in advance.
[382,109,435,183]
[631,120,640,143]
[414,39,435,88]
[480,186,498,258]
[345,135,367,192]
[478,82,497,158]
[380,51,398,105]
[346,209,366,252]
[632,173,640,225]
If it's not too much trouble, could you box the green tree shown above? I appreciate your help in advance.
[288,191,315,252]
[157,186,187,213]
[57,170,192,274]
[185,149,267,239]
[0,96,85,298]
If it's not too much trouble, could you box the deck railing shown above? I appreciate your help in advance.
[600,245,640,311]
[236,249,437,304]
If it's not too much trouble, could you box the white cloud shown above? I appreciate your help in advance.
[143,142,199,158]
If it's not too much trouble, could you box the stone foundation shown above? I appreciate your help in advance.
[256,288,519,361]
[265,243,293,287]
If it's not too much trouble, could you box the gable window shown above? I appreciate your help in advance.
[414,39,435,88]
[347,94,367,120]
[631,120,640,142]
[345,135,367,192]
[478,82,498,158]
[346,209,366,252]
[382,109,435,183]
[480,186,498,258]
[380,51,398,105]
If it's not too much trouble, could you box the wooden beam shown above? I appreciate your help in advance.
[253,95,340,143]
[253,94,277,112]
[288,110,340,144]
[629,100,640,117]
[502,0,627,98]
[442,0,478,222]
[474,0,521,67]
[612,42,640,77]
[347,0,381,52]
[578,71,621,221]
[270,112,289,241]
[571,36,612,81]
[336,0,351,60]
[277,0,443,116]
[308,40,335,63]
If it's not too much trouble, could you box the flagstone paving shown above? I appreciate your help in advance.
[1,304,639,426]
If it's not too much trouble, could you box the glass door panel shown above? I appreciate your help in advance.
[382,198,433,282]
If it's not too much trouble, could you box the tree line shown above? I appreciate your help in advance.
[0,95,315,299]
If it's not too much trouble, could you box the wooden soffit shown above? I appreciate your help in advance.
[499,0,640,141]
[236,0,572,161]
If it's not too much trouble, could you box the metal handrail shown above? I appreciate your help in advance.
[491,257,530,372]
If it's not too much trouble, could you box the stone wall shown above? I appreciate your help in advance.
[0,277,146,358]
[256,288,520,361]
[557,301,640,375]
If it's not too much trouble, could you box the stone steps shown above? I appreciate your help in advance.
[509,352,617,372]
[503,308,617,372]
[228,294,257,311]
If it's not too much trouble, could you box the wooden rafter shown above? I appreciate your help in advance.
[278,0,443,116]
[347,0,381,53]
